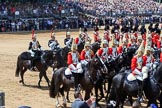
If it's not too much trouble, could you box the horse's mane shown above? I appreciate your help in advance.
[154,63,162,82]
[56,50,67,67]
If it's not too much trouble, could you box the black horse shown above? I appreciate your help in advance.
[49,55,105,107]
[91,42,101,54]
[15,50,57,87]
[107,62,162,108]
[77,40,85,54]
[104,47,137,98]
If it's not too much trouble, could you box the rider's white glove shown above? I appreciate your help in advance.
[29,50,35,57]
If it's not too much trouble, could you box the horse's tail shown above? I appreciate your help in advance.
[15,56,20,77]
[49,73,56,98]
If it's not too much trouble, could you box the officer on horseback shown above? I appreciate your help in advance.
[131,41,146,102]
[75,28,85,47]
[93,26,101,43]
[67,43,83,91]
[97,40,112,62]
[64,31,73,48]
[117,38,128,54]
[82,28,91,43]
[80,41,94,65]
[28,29,42,71]
[48,32,60,51]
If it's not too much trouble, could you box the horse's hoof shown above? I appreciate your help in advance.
[132,100,141,108]
[19,80,22,83]
[56,104,61,108]
[62,103,66,108]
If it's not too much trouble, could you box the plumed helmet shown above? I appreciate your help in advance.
[130,35,136,39]
[66,31,70,36]
[85,41,91,47]
[147,34,151,39]
[138,35,142,40]
[114,30,118,33]
[71,43,77,51]
[123,38,127,43]
[51,33,55,37]
[32,34,37,39]
[31,29,36,39]
[160,34,162,38]
[103,40,108,45]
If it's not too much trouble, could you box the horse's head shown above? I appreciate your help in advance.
[154,63,162,84]
[90,55,105,70]
[153,48,160,60]
[91,42,101,54]
[104,56,118,78]
[41,50,58,68]
[61,46,70,62]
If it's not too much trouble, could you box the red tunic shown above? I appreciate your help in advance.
[94,31,100,42]
[157,40,162,48]
[80,49,94,60]
[67,52,79,65]
[131,56,146,75]
[97,48,112,57]
[143,55,154,63]
[104,31,111,42]
[142,33,146,40]
[67,52,73,65]
[153,34,159,46]
[160,53,162,62]
[75,37,80,44]
[117,45,127,54]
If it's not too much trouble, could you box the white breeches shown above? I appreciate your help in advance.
[29,50,35,57]
[81,60,88,65]
[134,66,149,81]
[69,63,83,73]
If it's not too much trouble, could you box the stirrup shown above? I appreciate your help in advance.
[138,97,143,103]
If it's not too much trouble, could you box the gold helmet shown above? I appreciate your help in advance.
[72,44,77,51]
[84,41,91,48]
[66,31,71,36]
[103,40,108,45]
[138,35,142,40]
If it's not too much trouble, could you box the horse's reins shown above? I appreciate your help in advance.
[87,71,97,85]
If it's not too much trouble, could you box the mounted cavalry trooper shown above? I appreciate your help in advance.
[48,30,60,51]
[93,26,101,43]
[114,29,120,45]
[80,41,94,65]
[64,31,73,48]
[117,38,128,54]
[103,26,111,43]
[28,29,42,71]
[82,28,92,43]
[128,41,146,102]
[66,43,83,91]
[97,40,112,62]
[75,28,85,47]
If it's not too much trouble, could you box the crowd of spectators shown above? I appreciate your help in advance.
[0,0,161,32]
[68,0,162,16]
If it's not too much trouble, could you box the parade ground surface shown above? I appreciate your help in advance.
[0,29,149,108]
